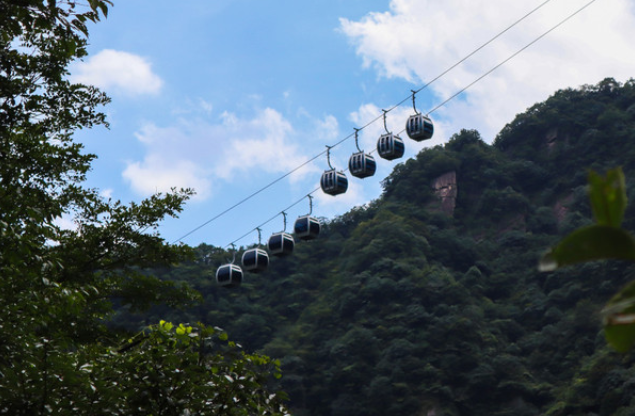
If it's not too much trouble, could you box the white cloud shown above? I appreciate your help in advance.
[215,108,308,182]
[71,49,163,96]
[122,108,323,200]
[315,115,340,144]
[54,214,76,231]
[123,157,211,199]
[171,98,214,116]
[100,188,114,199]
[341,0,635,141]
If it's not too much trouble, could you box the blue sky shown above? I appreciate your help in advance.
[70,0,635,248]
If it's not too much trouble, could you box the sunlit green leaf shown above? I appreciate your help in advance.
[539,225,635,271]
[588,168,627,228]
[603,280,635,352]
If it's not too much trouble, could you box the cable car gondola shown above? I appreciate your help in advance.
[216,263,243,287]
[321,169,348,196]
[294,215,320,240]
[268,212,295,256]
[216,245,243,287]
[242,248,269,272]
[320,145,348,196]
[349,152,376,178]
[405,90,434,141]
[268,232,294,256]
[377,133,405,161]
[241,228,269,273]
[377,110,405,161]
[294,195,320,241]
[348,128,376,179]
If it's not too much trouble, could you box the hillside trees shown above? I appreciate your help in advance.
[84,64,635,416]
[541,168,635,352]
[0,1,288,414]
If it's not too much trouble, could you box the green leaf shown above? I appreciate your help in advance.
[603,280,635,352]
[539,225,635,271]
[159,321,173,331]
[588,167,627,228]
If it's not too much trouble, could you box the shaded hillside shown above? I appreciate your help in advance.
[114,78,635,416]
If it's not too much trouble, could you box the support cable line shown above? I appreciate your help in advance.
[426,0,599,117]
[173,153,324,243]
[355,0,557,120]
[225,142,387,248]
[226,188,320,249]
[220,0,599,250]
[409,0,555,103]
[173,0,591,245]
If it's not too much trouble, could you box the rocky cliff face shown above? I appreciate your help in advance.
[545,127,558,150]
[554,194,573,223]
[430,171,457,216]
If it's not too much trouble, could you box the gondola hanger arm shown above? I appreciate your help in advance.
[325,145,334,169]
[411,90,421,115]
[229,243,237,264]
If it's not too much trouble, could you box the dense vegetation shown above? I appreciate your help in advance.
[0,2,288,414]
[115,78,635,415]
[3,2,635,415]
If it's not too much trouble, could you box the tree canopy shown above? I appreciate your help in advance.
[0,1,289,414]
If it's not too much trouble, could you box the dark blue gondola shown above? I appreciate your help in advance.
[241,248,269,273]
[377,110,405,161]
[242,228,269,273]
[405,90,434,142]
[349,128,377,179]
[321,145,348,196]
[377,133,405,161]
[349,151,376,179]
[321,168,348,196]
[216,263,243,287]
[406,113,434,142]
[268,232,295,257]
[294,215,320,240]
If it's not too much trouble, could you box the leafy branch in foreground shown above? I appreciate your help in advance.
[0,1,288,414]
[540,167,635,352]
[91,321,289,416]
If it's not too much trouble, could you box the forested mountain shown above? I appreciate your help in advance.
[115,77,635,416]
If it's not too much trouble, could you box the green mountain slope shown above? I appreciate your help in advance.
[115,77,635,416]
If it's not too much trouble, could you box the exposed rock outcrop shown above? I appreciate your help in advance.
[546,127,558,149]
[430,171,457,216]
[554,194,573,223]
